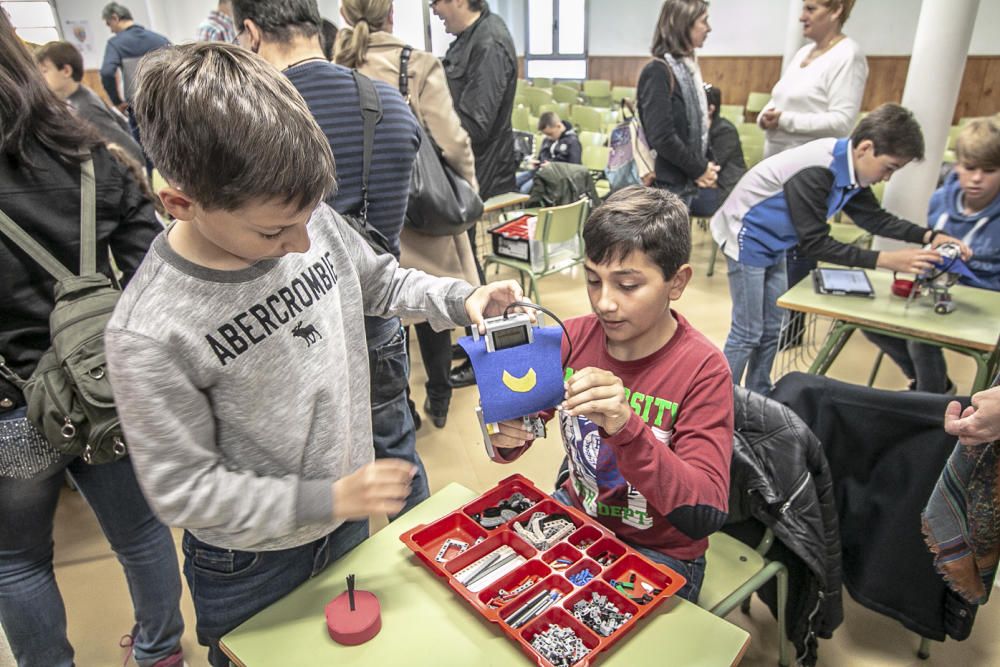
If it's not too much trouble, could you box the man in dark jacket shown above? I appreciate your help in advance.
[433,0,517,200]
[100,2,170,174]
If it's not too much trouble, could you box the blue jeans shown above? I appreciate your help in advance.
[516,170,535,194]
[0,409,184,667]
[862,331,950,392]
[367,317,429,516]
[723,255,788,395]
[182,519,368,667]
[551,488,706,603]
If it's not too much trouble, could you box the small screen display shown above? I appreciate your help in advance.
[491,326,529,350]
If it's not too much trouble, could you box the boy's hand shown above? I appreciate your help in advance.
[876,247,942,274]
[490,418,537,451]
[561,367,631,436]
[465,280,536,334]
[927,232,973,260]
[332,459,416,520]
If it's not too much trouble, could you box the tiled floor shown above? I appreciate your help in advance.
[3,224,996,666]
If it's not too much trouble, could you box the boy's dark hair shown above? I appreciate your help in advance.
[35,41,84,82]
[704,83,720,120]
[232,0,321,43]
[537,111,560,131]
[101,2,133,21]
[584,185,691,280]
[133,42,335,212]
[851,103,925,161]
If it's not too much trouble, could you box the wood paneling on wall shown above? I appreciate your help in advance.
[585,55,999,124]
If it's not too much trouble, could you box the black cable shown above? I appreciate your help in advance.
[502,301,573,367]
[922,244,960,284]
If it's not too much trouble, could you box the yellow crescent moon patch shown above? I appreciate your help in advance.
[502,368,537,393]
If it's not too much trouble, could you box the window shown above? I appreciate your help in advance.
[525,0,587,80]
[2,1,60,44]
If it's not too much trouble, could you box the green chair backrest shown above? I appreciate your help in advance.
[719,104,744,125]
[571,106,604,132]
[582,145,610,171]
[561,80,583,90]
[737,122,764,142]
[611,86,636,103]
[511,106,532,133]
[515,79,529,94]
[745,91,771,114]
[523,86,554,115]
[538,103,560,119]
[947,125,962,151]
[583,79,611,97]
[531,77,553,89]
[578,131,606,147]
[552,84,580,104]
[534,133,545,157]
[743,141,764,168]
[537,199,589,272]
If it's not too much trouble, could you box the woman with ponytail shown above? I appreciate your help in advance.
[336,0,479,429]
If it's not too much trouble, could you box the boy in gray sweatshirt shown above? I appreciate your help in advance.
[104,43,525,667]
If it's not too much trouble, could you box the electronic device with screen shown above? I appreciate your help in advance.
[812,268,875,297]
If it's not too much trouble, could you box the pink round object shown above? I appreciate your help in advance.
[325,590,381,645]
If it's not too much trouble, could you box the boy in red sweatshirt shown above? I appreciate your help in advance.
[489,185,734,602]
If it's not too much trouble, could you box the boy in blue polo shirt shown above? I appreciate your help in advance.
[711,103,970,395]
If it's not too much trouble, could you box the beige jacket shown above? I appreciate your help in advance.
[356,31,480,288]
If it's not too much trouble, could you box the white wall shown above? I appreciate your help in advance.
[584,0,999,57]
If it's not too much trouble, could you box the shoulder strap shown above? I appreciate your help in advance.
[0,156,95,280]
[398,46,413,101]
[351,70,383,222]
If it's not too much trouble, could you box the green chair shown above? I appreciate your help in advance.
[539,102,571,120]
[522,86,554,115]
[611,86,636,104]
[552,83,580,105]
[582,79,612,107]
[570,105,604,133]
[483,198,589,304]
[745,91,771,122]
[719,104,744,126]
[947,125,962,151]
[561,80,583,90]
[699,528,792,667]
[511,106,533,133]
[530,76,553,89]
[582,145,611,199]
[515,79,529,95]
[742,140,765,168]
[578,130,606,147]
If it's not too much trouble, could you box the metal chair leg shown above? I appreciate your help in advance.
[867,350,885,387]
[917,635,932,659]
[707,240,719,277]
[776,565,791,667]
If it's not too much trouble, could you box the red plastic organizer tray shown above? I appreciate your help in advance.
[399,474,686,667]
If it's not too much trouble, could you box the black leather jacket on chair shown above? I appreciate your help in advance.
[725,387,844,667]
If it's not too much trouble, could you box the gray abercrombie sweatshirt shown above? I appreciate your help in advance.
[105,204,474,551]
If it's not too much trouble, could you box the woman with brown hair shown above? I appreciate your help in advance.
[759,0,868,158]
[0,10,184,667]
[335,0,479,428]
[637,0,718,205]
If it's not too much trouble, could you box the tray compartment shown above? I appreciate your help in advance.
[445,531,536,578]
[585,536,626,567]
[542,542,582,571]
[600,552,683,600]
[476,559,551,609]
[563,558,601,587]
[462,479,545,530]
[407,512,488,565]
[567,525,602,551]
[564,580,639,638]
[500,574,575,627]
[520,605,601,667]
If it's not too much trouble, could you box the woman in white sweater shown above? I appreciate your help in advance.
[759,0,868,158]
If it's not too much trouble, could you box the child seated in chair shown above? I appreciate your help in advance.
[864,114,1000,393]
[486,186,734,603]
[517,111,583,194]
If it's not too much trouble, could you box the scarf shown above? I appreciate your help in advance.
[663,54,709,161]
[923,435,1000,604]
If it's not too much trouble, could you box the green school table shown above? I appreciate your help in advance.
[220,483,750,667]
[776,269,1000,392]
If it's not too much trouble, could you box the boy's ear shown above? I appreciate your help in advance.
[855,138,875,156]
[158,186,197,222]
[667,264,693,301]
